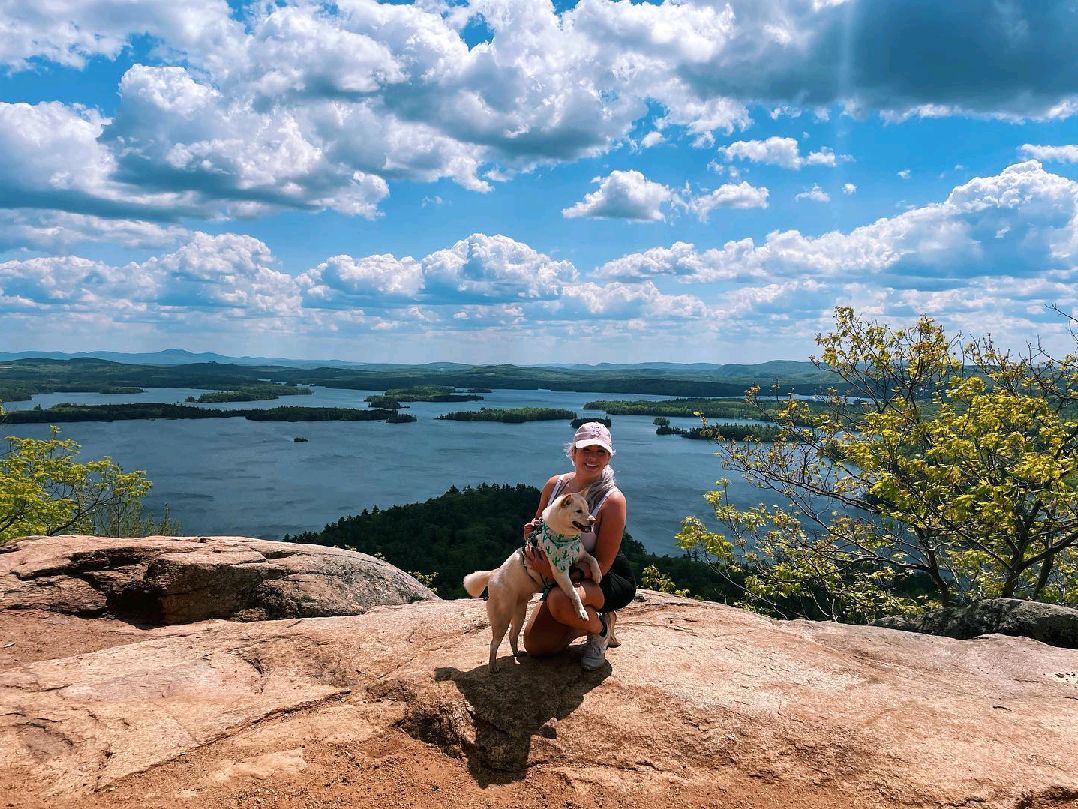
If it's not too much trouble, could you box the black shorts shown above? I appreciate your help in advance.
[597,552,636,613]
[544,552,637,614]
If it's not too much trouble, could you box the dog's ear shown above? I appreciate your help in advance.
[560,494,574,508]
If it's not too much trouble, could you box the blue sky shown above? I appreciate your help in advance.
[1,0,1077,364]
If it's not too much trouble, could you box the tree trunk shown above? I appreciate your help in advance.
[1001,566,1020,599]
[1032,555,1053,599]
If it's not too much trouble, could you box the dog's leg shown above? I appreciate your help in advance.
[578,551,602,584]
[509,599,528,658]
[486,599,512,673]
[552,567,589,622]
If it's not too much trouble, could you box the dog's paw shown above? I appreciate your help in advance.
[576,607,589,622]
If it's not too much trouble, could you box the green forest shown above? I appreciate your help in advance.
[285,483,735,602]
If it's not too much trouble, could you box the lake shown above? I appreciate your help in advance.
[2,386,788,557]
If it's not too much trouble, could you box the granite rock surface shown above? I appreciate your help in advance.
[0,536,1075,809]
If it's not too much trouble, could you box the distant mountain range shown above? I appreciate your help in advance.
[0,349,823,378]
[0,349,459,373]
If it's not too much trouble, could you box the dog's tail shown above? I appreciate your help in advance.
[462,570,492,598]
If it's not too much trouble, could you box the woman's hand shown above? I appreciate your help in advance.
[522,543,554,580]
[570,563,594,583]
[522,518,539,541]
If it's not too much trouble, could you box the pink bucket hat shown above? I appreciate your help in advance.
[572,421,614,455]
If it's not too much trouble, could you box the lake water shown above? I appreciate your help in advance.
[3,387,786,557]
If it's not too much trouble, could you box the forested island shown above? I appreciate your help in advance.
[587,396,836,425]
[365,385,484,409]
[653,417,784,442]
[437,407,576,423]
[186,384,312,403]
[382,385,485,402]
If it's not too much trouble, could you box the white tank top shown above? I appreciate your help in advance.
[549,474,619,553]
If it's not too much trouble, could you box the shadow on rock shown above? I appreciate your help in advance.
[394,653,610,785]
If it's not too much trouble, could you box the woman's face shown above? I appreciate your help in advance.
[573,444,611,478]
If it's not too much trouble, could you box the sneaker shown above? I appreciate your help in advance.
[581,614,611,671]
[606,611,620,648]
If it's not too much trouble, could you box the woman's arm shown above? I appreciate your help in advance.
[590,490,626,576]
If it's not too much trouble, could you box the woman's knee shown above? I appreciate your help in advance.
[546,588,594,625]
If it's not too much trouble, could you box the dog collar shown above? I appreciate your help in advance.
[540,521,579,547]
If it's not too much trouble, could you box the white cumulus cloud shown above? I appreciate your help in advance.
[563,170,677,222]
[1019,144,1078,163]
[0,1,235,71]
[0,211,188,252]
[298,254,424,307]
[689,182,770,221]
[134,233,300,315]
[2,0,1074,239]
[420,233,577,303]
[718,137,843,169]
[640,131,664,149]
[601,161,1078,288]
[547,280,711,322]
[0,255,149,311]
[795,185,831,202]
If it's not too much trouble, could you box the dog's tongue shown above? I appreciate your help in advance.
[572,520,590,531]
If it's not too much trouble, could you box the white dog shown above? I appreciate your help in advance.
[463,492,602,672]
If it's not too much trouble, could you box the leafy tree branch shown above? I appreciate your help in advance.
[678,307,1078,621]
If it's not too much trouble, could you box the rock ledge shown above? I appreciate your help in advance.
[0,534,437,623]
[1,536,1076,809]
[874,598,1078,649]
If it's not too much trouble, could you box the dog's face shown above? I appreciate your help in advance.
[543,492,595,536]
